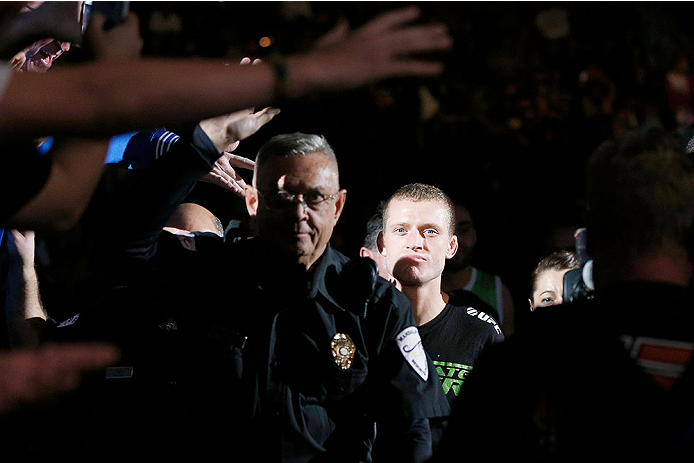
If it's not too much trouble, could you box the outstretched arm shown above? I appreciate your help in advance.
[5,138,111,231]
[0,6,451,140]
[1,10,144,232]
[4,229,47,348]
[0,343,120,415]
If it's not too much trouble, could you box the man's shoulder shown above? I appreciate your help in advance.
[372,276,411,312]
[326,248,410,312]
[446,303,504,338]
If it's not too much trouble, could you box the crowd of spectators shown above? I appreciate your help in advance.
[54,1,694,328]
[3,2,694,461]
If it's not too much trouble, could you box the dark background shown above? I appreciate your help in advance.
[59,1,694,329]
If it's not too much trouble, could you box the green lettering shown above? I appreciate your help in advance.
[442,378,464,396]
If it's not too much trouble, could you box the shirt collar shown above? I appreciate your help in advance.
[306,244,349,309]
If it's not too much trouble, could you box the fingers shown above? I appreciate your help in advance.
[225,179,246,198]
[224,140,240,153]
[255,107,281,125]
[122,11,140,28]
[0,343,120,413]
[240,57,262,65]
[226,153,256,170]
[42,343,120,373]
[387,24,452,54]
[86,11,106,37]
[9,52,26,70]
[85,11,142,61]
[205,170,246,197]
[360,5,421,33]
[314,17,350,49]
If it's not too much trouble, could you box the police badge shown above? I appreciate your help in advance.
[331,333,356,370]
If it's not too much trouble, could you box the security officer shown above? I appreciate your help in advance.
[169,133,447,462]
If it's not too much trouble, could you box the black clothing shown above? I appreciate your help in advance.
[56,124,449,462]
[176,240,450,462]
[432,282,694,463]
[418,302,503,448]
[0,125,221,463]
[447,289,501,324]
[419,303,503,400]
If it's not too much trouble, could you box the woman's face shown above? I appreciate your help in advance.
[530,268,570,310]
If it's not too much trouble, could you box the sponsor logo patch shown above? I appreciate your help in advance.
[396,326,428,381]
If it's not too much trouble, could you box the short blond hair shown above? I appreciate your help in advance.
[383,183,456,235]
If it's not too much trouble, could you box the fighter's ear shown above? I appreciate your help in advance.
[445,234,458,259]
[359,247,373,259]
[245,185,259,217]
[377,231,385,256]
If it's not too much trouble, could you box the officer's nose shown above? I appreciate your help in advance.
[290,196,310,220]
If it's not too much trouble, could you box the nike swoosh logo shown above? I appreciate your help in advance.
[403,341,422,353]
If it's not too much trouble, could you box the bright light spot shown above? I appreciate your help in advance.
[259,36,273,48]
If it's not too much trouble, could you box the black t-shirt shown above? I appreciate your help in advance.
[418,302,504,448]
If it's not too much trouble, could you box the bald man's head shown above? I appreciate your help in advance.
[164,203,224,237]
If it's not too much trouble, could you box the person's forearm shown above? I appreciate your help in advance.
[5,260,46,348]
[7,138,110,231]
[1,6,452,141]
[100,124,221,280]
[0,59,279,140]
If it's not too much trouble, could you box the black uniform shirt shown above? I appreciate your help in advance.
[180,240,450,462]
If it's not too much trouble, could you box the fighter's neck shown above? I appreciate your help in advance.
[401,278,449,326]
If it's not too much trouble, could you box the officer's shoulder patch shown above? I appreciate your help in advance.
[395,326,428,381]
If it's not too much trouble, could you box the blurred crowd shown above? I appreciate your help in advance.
[2,2,694,462]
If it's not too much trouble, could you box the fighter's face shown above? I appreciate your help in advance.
[382,199,458,287]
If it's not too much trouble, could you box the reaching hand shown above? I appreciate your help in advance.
[290,6,452,93]
[85,12,143,62]
[0,2,82,59]
[199,106,280,153]
[6,229,35,267]
[200,152,255,198]
[0,343,119,414]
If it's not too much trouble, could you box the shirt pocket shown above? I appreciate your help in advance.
[322,352,368,401]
